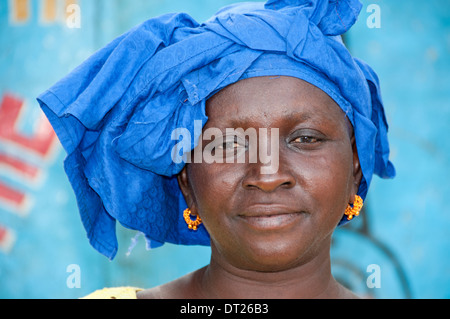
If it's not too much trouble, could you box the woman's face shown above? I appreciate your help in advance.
[178,76,361,272]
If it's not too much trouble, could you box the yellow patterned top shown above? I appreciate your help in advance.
[81,287,143,299]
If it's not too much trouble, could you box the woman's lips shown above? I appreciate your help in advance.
[237,205,305,230]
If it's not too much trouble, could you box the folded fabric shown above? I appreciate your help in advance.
[37,0,395,260]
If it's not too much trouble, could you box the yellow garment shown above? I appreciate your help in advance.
[81,287,142,299]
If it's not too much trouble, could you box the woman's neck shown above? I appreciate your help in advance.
[194,242,356,299]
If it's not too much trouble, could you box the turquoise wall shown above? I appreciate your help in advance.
[0,0,449,298]
[336,0,450,298]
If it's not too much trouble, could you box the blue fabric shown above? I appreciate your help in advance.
[37,0,395,260]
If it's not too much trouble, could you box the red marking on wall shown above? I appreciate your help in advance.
[0,93,57,215]
[0,94,56,157]
[0,225,16,253]
[0,153,40,180]
[0,182,26,208]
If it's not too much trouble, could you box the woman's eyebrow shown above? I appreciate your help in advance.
[223,110,315,128]
[282,110,314,122]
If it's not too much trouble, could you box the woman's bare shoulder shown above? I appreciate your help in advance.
[137,267,206,299]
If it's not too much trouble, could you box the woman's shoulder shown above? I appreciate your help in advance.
[81,268,206,299]
[136,276,195,299]
[81,286,143,299]
[137,267,206,299]
[81,279,192,299]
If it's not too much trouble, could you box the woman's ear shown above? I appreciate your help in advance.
[351,135,363,198]
[177,166,199,214]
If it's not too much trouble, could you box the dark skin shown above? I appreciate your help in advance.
[138,76,362,299]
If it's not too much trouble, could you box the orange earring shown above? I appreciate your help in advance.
[183,208,202,231]
[344,195,363,220]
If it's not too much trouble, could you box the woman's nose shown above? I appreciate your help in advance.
[242,161,296,193]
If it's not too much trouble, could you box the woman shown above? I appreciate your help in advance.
[38,0,395,299]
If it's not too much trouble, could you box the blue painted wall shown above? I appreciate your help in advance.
[0,0,448,299]
[336,0,450,298]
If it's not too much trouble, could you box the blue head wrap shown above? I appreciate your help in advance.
[37,0,395,259]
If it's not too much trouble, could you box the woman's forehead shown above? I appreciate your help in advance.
[205,76,348,128]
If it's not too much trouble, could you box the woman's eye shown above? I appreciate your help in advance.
[293,136,320,144]
[218,137,245,150]
[219,141,240,150]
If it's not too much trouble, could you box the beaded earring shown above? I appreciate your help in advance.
[183,208,202,230]
[344,195,363,221]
